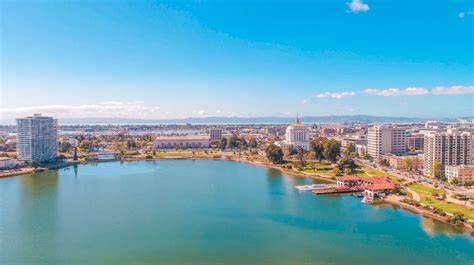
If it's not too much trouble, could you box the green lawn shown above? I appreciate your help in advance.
[409,183,474,219]
[421,197,474,219]
[408,183,443,196]
[359,167,401,181]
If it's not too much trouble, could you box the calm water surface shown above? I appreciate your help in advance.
[0,160,472,264]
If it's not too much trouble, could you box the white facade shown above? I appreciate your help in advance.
[445,165,474,185]
[153,135,210,149]
[367,126,406,160]
[423,129,473,177]
[0,157,19,169]
[276,118,310,151]
[16,114,58,163]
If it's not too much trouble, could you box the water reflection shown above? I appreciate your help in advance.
[19,170,60,262]
[421,218,465,237]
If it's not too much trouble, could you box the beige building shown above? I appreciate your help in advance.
[153,135,210,149]
[423,129,473,177]
[367,126,406,160]
[445,165,474,185]
[209,128,223,141]
[381,154,422,171]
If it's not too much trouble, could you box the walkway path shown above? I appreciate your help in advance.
[406,187,421,202]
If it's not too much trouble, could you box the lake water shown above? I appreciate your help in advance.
[0,160,472,264]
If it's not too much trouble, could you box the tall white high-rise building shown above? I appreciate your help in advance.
[16,114,58,163]
[423,129,473,177]
[367,125,406,160]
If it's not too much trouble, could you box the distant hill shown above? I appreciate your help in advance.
[49,115,433,125]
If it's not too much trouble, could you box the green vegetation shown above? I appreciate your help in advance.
[359,167,401,181]
[408,183,443,196]
[265,144,284,164]
[408,183,474,220]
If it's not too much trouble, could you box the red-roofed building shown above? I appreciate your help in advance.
[336,175,362,186]
[363,180,395,198]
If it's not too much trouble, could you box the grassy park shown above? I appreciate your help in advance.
[408,183,474,219]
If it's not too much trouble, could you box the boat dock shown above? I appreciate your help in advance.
[312,186,364,195]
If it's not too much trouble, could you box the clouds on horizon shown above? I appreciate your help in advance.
[0,101,161,120]
[316,91,356,99]
[363,87,429,96]
[316,85,473,99]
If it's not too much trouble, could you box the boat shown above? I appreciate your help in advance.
[361,196,373,204]
[295,184,333,191]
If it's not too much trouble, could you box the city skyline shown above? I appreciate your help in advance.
[1,0,473,120]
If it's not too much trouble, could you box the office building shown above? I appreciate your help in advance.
[367,126,406,160]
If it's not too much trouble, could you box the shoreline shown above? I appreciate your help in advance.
[2,155,472,233]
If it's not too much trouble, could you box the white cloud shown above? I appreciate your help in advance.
[347,0,369,13]
[363,87,429,96]
[316,91,356,99]
[0,101,161,119]
[191,110,207,116]
[432,85,474,95]
[459,11,474,18]
[301,99,309,105]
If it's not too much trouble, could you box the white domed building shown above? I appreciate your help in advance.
[276,117,310,151]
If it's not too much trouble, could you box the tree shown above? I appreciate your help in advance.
[73,147,78,161]
[31,160,40,169]
[337,156,357,174]
[433,160,444,179]
[323,139,341,163]
[360,147,371,160]
[248,137,258,148]
[310,137,326,162]
[266,144,284,164]
[343,142,357,158]
[379,158,390,167]
[238,137,248,150]
[404,157,414,172]
[59,141,72,152]
[296,146,306,166]
[219,138,227,150]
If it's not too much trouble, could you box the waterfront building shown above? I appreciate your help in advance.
[423,129,473,177]
[275,117,310,151]
[209,128,223,141]
[0,157,19,169]
[336,175,362,186]
[445,165,474,185]
[153,135,210,149]
[367,125,406,160]
[16,114,58,163]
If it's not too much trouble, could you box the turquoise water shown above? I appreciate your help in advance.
[0,160,472,264]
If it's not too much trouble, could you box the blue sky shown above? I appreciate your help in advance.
[1,0,473,120]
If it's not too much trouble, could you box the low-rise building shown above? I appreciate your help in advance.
[445,165,474,185]
[380,154,422,171]
[153,135,210,149]
[0,157,20,169]
[336,175,362,186]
